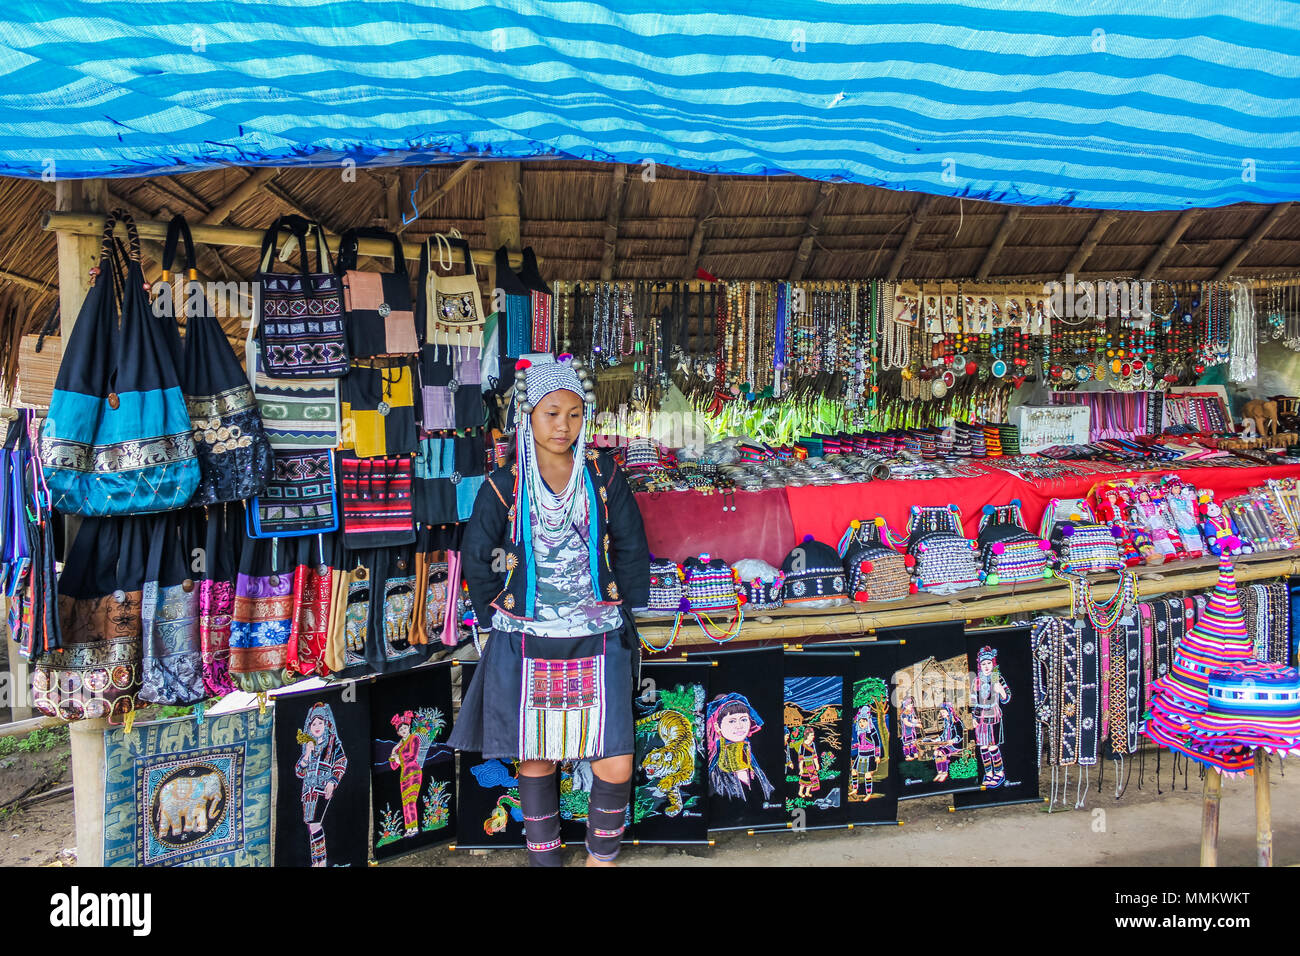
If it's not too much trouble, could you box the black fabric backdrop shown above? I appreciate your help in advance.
[273,681,371,867]
[369,662,457,861]
[453,663,526,849]
[954,626,1041,810]
[885,621,980,800]
[695,647,787,832]
[630,661,711,844]
[781,654,852,829]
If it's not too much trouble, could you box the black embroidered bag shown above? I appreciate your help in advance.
[160,215,274,504]
[255,215,348,378]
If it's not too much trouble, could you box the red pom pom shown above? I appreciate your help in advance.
[860,560,874,573]
[853,591,869,603]
[737,593,748,606]
[515,358,532,370]
[991,542,1005,556]
[909,583,919,594]
[903,555,917,568]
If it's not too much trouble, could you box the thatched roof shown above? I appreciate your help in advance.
[2,159,1298,389]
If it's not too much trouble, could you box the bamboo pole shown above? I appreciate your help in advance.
[1200,768,1221,867]
[1255,749,1272,867]
[635,553,1300,649]
[42,210,527,270]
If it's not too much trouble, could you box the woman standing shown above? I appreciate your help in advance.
[450,356,649,867]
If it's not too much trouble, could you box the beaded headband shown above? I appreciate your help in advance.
[977,646,997,665]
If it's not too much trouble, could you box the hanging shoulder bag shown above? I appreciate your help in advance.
[255,215,348,378]
[336,227,419,358]
[41,209,199,515]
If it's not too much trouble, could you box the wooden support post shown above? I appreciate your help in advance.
[975,206,1022,281]
[483,161,522,295]
[599,164,627,281]
[69,717,109,867]
[789,181,834,281]
[1255,748,1272,867]
[1200,767,1221,867]
[683,174,720,280]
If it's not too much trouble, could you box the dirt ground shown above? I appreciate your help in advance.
[2,745,1293,867]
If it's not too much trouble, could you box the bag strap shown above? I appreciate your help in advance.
[160,215,198,280]
[259,215,331,277]
[31,304,60,351]
[424,232,476,279]
[336,228,408,276]
[97,209,141,272]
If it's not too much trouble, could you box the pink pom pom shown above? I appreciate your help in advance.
[1038,540,1051,551]
[991,542,1005,556]
[515,358,532,370]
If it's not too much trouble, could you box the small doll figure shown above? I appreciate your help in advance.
[1198,498,1252,556]
[1124,507,1160,565]
[1137,487,1180,561]
[1165,481,1206,558]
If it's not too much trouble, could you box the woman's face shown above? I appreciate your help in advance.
[720,711,751,743]
[531,390,584,457]
[309,716,326,740]
[980,659,993,675]
[397,723,411,738]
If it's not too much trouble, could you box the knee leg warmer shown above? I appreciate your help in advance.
[518,771,563,867]
[586,774,630,862]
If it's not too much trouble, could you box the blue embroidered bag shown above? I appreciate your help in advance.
[40,210,199,515]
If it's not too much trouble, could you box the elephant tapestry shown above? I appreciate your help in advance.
[103,708,272,867]
[274,681,371,867]
[891,622,979,800]
[631,662,711,844]
[370,662,456,861]
[954,626,1040,810]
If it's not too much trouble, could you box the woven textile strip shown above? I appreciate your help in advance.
[520,654,605,761]
[340,455,416,548]
[530,291,552,353]
[251,353,339,450]
[1032,618,1099,767]
[1241,581,1290,664]
[248,450,338,538]
[1105,617,1142,756]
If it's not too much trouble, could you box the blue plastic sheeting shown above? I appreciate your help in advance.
[1,0,1299,210]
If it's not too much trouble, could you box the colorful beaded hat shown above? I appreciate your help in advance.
[1193,662,1300,757]
[781,536,850,606]
[733,557,784,611]
[1144,552,1256,774]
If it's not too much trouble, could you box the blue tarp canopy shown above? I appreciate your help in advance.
[2,0,1298,210]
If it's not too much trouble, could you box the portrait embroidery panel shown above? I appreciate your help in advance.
[273,681,371,867]
[695,647,786,832]
[631,662,711,844]
[370,663,456,861]
[891,622,978,799]
[102,709,272,867]
[954,626,1040,810]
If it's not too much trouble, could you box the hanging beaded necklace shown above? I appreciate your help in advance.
[1069,569,1137,635]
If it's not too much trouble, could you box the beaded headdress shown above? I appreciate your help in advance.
[390,710,415,730]
[977,646,997,666]
[509,354,597,548]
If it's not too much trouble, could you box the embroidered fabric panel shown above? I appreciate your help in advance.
[340,454,416,548]
[229,573,293,691]
[342,269,418,357]
[103,709,273,867]
[340,363,417,459]
[249,450,338,538]
[198,579,235,697]
[286,563,332,678]
[32,592,143,721]
[258,272,347,377]
[520,654,606,760]
[186,387,273,505]
[138,581,204,705]
[251,352,340,450]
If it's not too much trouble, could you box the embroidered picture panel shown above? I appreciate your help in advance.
[837,640,902,825]
[369,662,456,861]
[890,622,979,799]
[782,661,849,828]
[273,681,371,867]
[954,626,1041,810]
[103,709,272,867]
[630,662,711,844]
[454,662,525,849]
[694,647,786,832]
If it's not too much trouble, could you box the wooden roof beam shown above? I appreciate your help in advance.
[599,164,627,281]
[0,267,51,294]
[973,206,1022,280]
[683,174,720,280]
[884,194,936,280]
[1065,211,1119,275]
[396,161,478,236]
[788,181,834,281]
[1215,202,1294,280]
[201,167,280,225]
[1141,208,1200,278]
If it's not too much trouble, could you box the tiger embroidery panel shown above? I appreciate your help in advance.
[631,663,711,844]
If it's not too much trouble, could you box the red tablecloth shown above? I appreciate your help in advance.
[638,463,1300,562]
[636,487,796,567]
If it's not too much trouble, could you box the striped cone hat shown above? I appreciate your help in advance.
[1143,554,1256,774]
[1193,662,1300,757]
